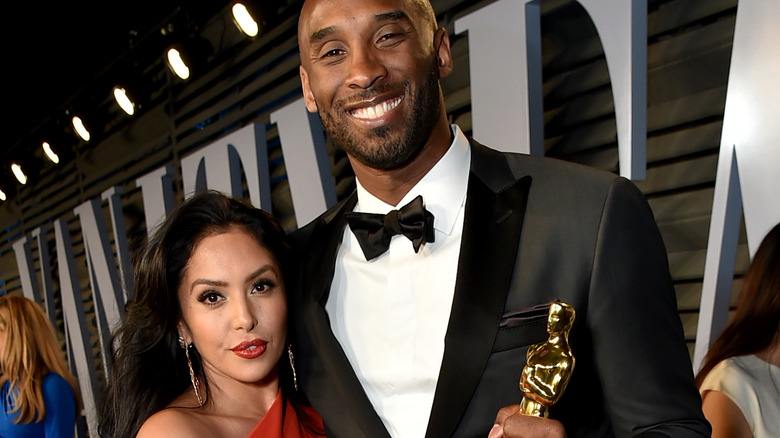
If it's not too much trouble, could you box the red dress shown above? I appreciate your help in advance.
[246,389,324,437]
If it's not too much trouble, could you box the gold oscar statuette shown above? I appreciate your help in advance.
[519,301,575,417]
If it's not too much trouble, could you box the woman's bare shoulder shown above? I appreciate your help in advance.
[701,389,753,438]
[136,407,213,438]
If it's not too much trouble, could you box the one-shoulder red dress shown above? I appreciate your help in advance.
[246,389,324,438]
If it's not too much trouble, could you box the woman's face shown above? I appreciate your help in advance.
[177,228,287,390]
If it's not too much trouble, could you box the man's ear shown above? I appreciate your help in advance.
[300,65,319,113]
[435,28,453,79]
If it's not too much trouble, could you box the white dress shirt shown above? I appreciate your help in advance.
[326,125,471,438]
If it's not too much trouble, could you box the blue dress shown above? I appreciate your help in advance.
[0,373,76,438]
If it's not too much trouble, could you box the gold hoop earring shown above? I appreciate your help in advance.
[288,344,298,391]
[179,336,204,406]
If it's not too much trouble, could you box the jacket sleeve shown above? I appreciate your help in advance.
[587,177,711,437]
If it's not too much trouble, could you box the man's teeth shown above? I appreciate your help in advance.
[351,97,401,119]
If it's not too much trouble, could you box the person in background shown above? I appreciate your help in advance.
[98,191,323,438]
[291,0,711,436]
[0,294,82,437]
[697,221,780,438]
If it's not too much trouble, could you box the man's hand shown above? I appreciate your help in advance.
[488,405,567,438]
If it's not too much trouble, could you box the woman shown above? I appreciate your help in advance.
[696,221,780,438]
[0,294,82,437]
[98,191,323,438]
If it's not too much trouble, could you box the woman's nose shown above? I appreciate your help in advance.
[232,297,257,331]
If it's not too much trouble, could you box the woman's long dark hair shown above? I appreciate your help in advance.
[695,221,780,387]
[97,190,304,438]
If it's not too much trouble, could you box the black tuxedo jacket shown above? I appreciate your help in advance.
[290,140,710,437]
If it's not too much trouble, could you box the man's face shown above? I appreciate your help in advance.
[298,0,451,170]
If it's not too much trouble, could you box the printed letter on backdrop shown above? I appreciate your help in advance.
[102,186,134,299]
[577,0,647,180]
[272,98,336,227]
[12,236,41,303]
[74,197,125,376]
[455,0,647,179]
[54,218,100,438]
[694,0,780,371]
[135,165,176,237]
[180,123,272,211]
[455,0,544,156]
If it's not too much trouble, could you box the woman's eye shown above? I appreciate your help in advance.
[197,291,222,305]
[251,280,274,294]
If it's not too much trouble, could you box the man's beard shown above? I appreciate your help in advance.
[316,58,442,170]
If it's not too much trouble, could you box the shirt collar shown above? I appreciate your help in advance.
[354,124,470,236]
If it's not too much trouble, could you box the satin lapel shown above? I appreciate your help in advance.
[425,143,531,437]
[298,193,391,438]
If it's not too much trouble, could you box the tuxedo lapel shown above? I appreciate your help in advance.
[298,193,391,437]
[425,142,531,437]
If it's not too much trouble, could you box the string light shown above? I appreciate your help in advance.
[42,142,60,164]
[72,115,91,142]
[232,3,259,37]
[8,4,238,198]
[166,48,190,80]
[11,163,27,185]
[113,86,136,116]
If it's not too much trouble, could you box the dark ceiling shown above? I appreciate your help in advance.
[1,1,233,162]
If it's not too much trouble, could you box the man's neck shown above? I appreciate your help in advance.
[350,123,453,206]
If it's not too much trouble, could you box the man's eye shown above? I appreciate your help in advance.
[377,32,405,48]
[321,48,345,58]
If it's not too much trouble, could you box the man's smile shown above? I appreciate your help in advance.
[347,96,404,122]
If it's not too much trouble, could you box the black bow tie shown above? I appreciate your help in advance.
[345,195,435,261]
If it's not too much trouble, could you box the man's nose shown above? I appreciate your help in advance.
[346,46,387,89]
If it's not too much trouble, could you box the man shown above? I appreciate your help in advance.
[291,0,710,436]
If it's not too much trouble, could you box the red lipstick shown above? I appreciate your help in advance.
[231,338,267,359]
